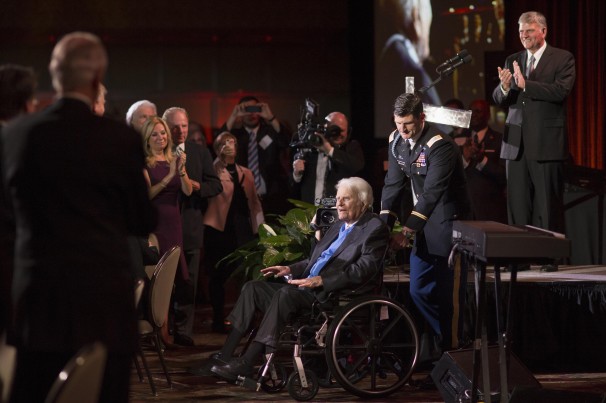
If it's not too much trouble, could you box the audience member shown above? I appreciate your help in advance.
[461,99,507,222]
[126,99,157,133]
[203,132,264,333]
[142,116,192,345]
[291,111,364,204]
[162,107,222,346]
[380,93,470,366]
[2,32,155,403]
[219,95,290,215]
[0,63,37,336]
[188,120,207,147]
[193,177,389,381]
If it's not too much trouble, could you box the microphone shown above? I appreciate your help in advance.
[437,50,473,77]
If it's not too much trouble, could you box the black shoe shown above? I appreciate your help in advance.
[188,352,228,376]
[173,333,195,347]
[211,357,253,381]
[541,264,558,272]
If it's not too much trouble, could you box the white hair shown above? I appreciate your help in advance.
[335,177,374,209]
[125,100,157,126]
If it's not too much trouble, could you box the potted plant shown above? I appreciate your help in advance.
[218,199,319,283]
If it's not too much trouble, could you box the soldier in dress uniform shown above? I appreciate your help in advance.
[380,92,470,360]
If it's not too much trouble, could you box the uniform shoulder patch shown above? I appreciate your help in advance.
[388,131,395,142]
[426,134,443,148]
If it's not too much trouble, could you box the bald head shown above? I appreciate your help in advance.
[325,111,349,145]
[49,32,107,101]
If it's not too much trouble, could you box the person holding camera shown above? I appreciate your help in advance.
[291,111,364,205]
[203,132,264,333]
[218,95,290,215]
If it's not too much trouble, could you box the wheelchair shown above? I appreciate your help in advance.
[233,289,420,401]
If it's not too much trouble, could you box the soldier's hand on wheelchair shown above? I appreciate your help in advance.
[261,265,291,278]
[288,276,323,288]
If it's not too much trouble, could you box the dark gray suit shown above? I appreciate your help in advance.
[2,97,155,402]
[225,211,389,349]
[173,140,222,337]
[493,44,575,231]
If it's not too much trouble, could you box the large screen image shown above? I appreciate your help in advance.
[374,0,505,137]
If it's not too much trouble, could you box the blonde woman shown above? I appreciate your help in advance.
[141,117,192,319]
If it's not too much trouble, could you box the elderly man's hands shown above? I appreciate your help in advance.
[288,276,323,288]
[261,265,291,278]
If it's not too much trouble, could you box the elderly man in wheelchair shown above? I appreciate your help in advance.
[199,177,420,400]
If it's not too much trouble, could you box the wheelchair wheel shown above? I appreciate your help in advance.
[257,361,287,393]
[325,295,419,398]
[287,369,319,401]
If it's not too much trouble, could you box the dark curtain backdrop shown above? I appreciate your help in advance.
[504,0,605,170]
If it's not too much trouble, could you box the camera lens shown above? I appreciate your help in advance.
[320,210,336,225]
[309,133,323,147]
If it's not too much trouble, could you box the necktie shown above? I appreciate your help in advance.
[307,224,353,277]
[405,139,412,156]
[527,55,535,78]
[472,132,479,146]
[248,131,261,189]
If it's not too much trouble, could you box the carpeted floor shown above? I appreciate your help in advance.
[129,305,606,402]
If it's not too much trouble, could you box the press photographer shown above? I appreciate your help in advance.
[290,101,365,205]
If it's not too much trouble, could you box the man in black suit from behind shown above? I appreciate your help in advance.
[493,11,575,237]
[2,32,155,403]
[461,99,507,223]
[163,107,222,346]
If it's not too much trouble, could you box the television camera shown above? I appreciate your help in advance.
[290,98,341,160]
[310,196,339,235]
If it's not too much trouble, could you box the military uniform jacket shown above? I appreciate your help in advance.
[380,123,470,257]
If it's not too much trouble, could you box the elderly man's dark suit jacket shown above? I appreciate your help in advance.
[181,140,222,250]
[492,44,575,161]
[2,97,155,354]
[288,210,390,301]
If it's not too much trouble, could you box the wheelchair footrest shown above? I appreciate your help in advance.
[236,375,261,391]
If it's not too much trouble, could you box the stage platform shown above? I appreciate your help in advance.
[383,264,606,373]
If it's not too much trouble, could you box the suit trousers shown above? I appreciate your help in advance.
[226,280,316,350]
[173,248,200,337]
[506,153,565,232]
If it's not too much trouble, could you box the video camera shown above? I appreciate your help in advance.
[312,196,339,234]
[290,98,341,156]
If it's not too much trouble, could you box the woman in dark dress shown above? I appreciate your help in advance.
[142,117,192,341]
